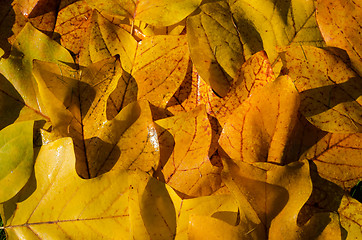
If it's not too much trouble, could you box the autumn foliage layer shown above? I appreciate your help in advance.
[0,0,361,239]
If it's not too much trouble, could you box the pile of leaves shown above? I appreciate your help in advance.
[0,0,361,239]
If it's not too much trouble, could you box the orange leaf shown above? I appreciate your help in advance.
[209,50,275,126]
[133,35,190,109]
[316,0,362,75]
[219,76,300,164]
[301,133,362,191]
[155,106,222,197]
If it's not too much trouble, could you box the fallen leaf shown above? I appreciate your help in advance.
[209,50,275,126]
[135,19,186,37]
[53,1,92,57]
[133,35,190,109]
[1,138,133,239]
[85,0,201,27]
[337,195,362,240]
[223,158,342,239]
[300,133,362,192]
[219,76,300,164]
[16,0,59,34]
[0,121,33,203]
[129,169,176,239]
[166,185,238,240]
[0,75,45,130]
[186,0,245,97]
[228,0,325,71]
[166,65,214,116]
[280,45,362,133]
[155,106,222,197]
[33,57,159,178]
[0,23,74,113]
[316,0,362,75]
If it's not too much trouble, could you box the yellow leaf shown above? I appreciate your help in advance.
[133,35,190,109]
[135,19,186,37]
[188,216,245,240]
[187,0,245,96]
[301,133,362,191]
[280,45,362,133]
[228,0,325,72]
[338,195,362,240]
[85,0,135,19]
[166,64,217,117]
[316,0,362,75]
[1,138,132,239]
[0,23,73,113]
[165,185,238,240]
[33,57,159,178]
[219,76,300,164]
[129,170,176,239]
[155,106,222,197]
[54,1,92,57]
[134,0,202,27]
[209,50,275,125]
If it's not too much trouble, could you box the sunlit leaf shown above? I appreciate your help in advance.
[2,138,133,239]
[187,0,244,97]
[0,23,74,112]
[85,0,135,19]
[166,65,214,116]
[223,158,342,239]
[129,169,176,239]
[0,121,33,203]
[79,10,137,71]
[165,185,238,240]
[134,0,202,27]
[337,195,362,239]
[133,35,190,109]
[209,50,275,125]
[33,57,159,178]
[155,106,222,197]
[280,45,362,133]
[300,133,362,191]
[135,19,186,37]
[15,0,59,34]
[219,76,300,164]
[316,0,362,75]
[228,0,325,71]
[53,1,92,57]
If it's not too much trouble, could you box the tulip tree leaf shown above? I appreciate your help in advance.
[155,106,222,197]
[33,57,159,178]
[219,76,300,164]
[85,0,202,27]
[0,121,34,203]
[187,0,245,97]
[209,50,275,125]
[300,133,362,192]
[0,23,74,113]
[133,35,190,109]
[228,0,325,67]
[316,0,362,75]
[280,45,362,133]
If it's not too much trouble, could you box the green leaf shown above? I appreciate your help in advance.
[0,121,34,203]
